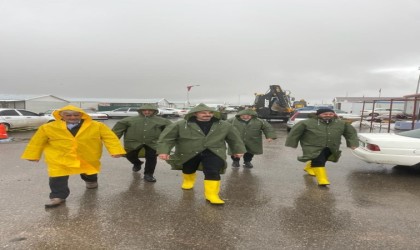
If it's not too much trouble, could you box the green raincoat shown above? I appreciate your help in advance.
[227,109,277,155]
[285,116,358,162]
[112,104,172,153]
[157,103,246,173]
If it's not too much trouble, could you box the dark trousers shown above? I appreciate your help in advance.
[49,174,97,199]
[231,152,254,163]
[126,145,157,175]
[311,147,332,167]
[182,150,224,180]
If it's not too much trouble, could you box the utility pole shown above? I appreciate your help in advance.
[186,84,200,106]
[416,67,420,94]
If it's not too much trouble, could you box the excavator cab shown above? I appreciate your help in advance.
[254,85,293,122]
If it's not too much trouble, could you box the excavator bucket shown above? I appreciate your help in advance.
[271,102,282,112]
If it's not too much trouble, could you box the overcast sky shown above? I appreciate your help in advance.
[1,0,420,106]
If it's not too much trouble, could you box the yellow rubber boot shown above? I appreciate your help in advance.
[303,161,315,176]
[181,173,196,190]
[312,167,330,186]
[204,180,225,205]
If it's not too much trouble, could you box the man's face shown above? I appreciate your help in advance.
[240,115,252,121]
[318,112,336,120]
[195,111,214,121]
[141,110,154,117]
[60,111,82,124]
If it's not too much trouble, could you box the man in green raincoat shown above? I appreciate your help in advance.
[227,109,277,168]
[112,104,172,182]
[285,108,359,186]
[157,103,246,205]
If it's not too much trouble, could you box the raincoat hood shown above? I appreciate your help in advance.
[52,105,91,121]
[184,103,221,120]
[235,109,257,118]
[138,104,159,116]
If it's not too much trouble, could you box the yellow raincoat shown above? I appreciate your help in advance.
[21,105,126,177]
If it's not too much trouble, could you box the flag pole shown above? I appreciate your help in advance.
[186,85,200,107]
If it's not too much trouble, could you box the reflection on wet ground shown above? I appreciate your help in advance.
[3,120,420,249]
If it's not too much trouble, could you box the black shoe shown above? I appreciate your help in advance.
[85,181,98,189]
[243,162,254,168]
[144,174,156,182]
[232,161,240,168]
[132,161,143,172]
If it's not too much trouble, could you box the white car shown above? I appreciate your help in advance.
[225,106,238,113]
[98,107,139,118]
[157,108,180,118]
[286,110,317,132]
[41,109,109,120]
[362,108,405,117]
[0,108,53,131]
[334,109,361,123]
[176,108,190,117]
[352,129,420,166]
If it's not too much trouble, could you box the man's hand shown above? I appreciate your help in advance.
[350,146,358,150]
[232,154,244,158]
[266,138,273,142]
[159,154,170,160]
[111,154,125,158]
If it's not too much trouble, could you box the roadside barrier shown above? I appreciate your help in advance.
[0,123,8,139]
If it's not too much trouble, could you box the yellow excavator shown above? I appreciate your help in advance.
[253,85,295,122]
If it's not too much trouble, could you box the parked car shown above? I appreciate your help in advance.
[352,129,420,166]
[0,108,53,131]
[41,109,109,120]
[225,106,238,113]
[286,110,317,132]
[97,107,139,118]
[334,109,361,123]
[362,108,405,117]
[295,106,317,111]
[157,108,180,118]
[176,108,190,117]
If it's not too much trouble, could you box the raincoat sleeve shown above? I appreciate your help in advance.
[343,123,359,148]
[261,119,277,139]
[285,122,306,148]
[21,126,49,160]
[156,123,179,154]
[112,120,129,138]
[225,126,246,154]
[99,123,126,155]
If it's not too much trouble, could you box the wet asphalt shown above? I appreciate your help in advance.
[2,118,420,249]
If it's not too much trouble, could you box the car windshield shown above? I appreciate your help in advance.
[334,110,347,114]
[398,129,420,138]
[296,112,315,118]
[83,109,97,113]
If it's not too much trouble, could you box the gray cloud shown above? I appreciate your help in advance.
[1,0,420,106]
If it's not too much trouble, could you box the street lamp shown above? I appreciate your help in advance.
[416,67,420,94]
[186,84,200,107]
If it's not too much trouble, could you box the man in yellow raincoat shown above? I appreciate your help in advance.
[21,105,126,208]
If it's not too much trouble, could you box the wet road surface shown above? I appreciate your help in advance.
[2,119,420,249]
